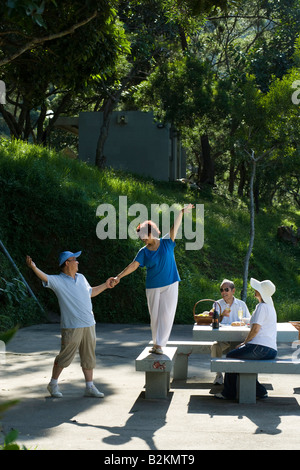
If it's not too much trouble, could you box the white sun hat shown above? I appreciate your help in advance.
[250,278,276,306]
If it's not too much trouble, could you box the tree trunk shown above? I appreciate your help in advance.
[0,103,20,138]
[241,154,256,302]
[228,160,235,193]
[199,133,214,185]
[95,70,135,169]
[241,146,275,300]
[254,174,260,213]
[39,92,72,146]
[238,162,246,196]
[95,97,114,169]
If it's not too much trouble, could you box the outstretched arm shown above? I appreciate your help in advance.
[170,203,194,241]
[91,277,116,297]
[112,260,140,286]
[26,255,48,283]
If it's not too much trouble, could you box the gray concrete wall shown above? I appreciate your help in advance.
[78,111,185,181]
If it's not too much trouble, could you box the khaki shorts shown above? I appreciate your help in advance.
[55,325,96,369]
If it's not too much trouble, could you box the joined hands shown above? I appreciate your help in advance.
[106,276,120,289]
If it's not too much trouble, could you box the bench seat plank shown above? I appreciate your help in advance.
[211,358,300,374]
[165,340,214,354]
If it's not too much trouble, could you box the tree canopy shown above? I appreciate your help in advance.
[0,0,299,209]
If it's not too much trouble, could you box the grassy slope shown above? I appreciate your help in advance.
[0,139,299,325]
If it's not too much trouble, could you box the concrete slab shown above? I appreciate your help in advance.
[1,323,300,451]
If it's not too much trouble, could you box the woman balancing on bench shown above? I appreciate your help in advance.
[111,204,194,355]
[215,278,277,400]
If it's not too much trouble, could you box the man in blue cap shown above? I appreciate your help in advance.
[26,251,115,398]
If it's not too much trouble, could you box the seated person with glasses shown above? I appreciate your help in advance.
[211,279,250,385]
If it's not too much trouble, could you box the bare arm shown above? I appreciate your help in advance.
[113,260,140,285]
[169,203,194,241]
[91,278,116,297]
[237,323,261,348]
[26,256,48,283]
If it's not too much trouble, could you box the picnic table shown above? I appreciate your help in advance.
[135,323,299,399]
[193,322,300,403]
[193,322,298,343]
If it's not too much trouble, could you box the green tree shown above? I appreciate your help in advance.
[93,0,238,168]
[133,0,300,191]
[0,1,129,143]
[0,1,100,67]
[230,71,300,299]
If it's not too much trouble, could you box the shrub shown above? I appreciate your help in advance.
[0,139,299,325]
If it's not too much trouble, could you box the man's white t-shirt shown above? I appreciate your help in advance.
[248,302,277,350]
[217,297,250,325]
[43,273,95,329]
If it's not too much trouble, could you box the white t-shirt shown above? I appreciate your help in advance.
[43,273,95,329]
[248,302,277,350]
[217,297,250,325]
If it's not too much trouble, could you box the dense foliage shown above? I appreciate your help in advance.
[0,1,299,329]
[0,140,299,329]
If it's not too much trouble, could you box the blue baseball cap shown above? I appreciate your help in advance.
[59,251,81,266]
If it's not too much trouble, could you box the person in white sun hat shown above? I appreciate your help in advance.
[215,277,277,400]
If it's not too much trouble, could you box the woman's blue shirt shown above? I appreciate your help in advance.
[134,236,180,289]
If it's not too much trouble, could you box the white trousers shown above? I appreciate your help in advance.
[146,281,179,347]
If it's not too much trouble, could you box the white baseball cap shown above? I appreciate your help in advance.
[250,278,276,306]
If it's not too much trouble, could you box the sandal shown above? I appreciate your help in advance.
[149,346,164,355]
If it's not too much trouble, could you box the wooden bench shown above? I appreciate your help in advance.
[163,340,214,380]
[211,358,300,404]
[135,347,177,398]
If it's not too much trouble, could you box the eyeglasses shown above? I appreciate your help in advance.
[67,258,78,262]
[220,287,230,292]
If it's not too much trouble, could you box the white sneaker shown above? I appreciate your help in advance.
[214,392,227,399]
[84,384,104,398]
[213,373,223,385]
[47,383,63,398]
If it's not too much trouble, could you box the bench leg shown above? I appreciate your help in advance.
[237,373,257,404]
[145,372,169,399]
[173,354,189,380]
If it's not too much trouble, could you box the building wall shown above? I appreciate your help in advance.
[78,111,185,181]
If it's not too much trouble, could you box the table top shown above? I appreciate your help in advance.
[193,322,298,343]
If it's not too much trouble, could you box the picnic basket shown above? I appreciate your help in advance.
[193,298,223,325]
